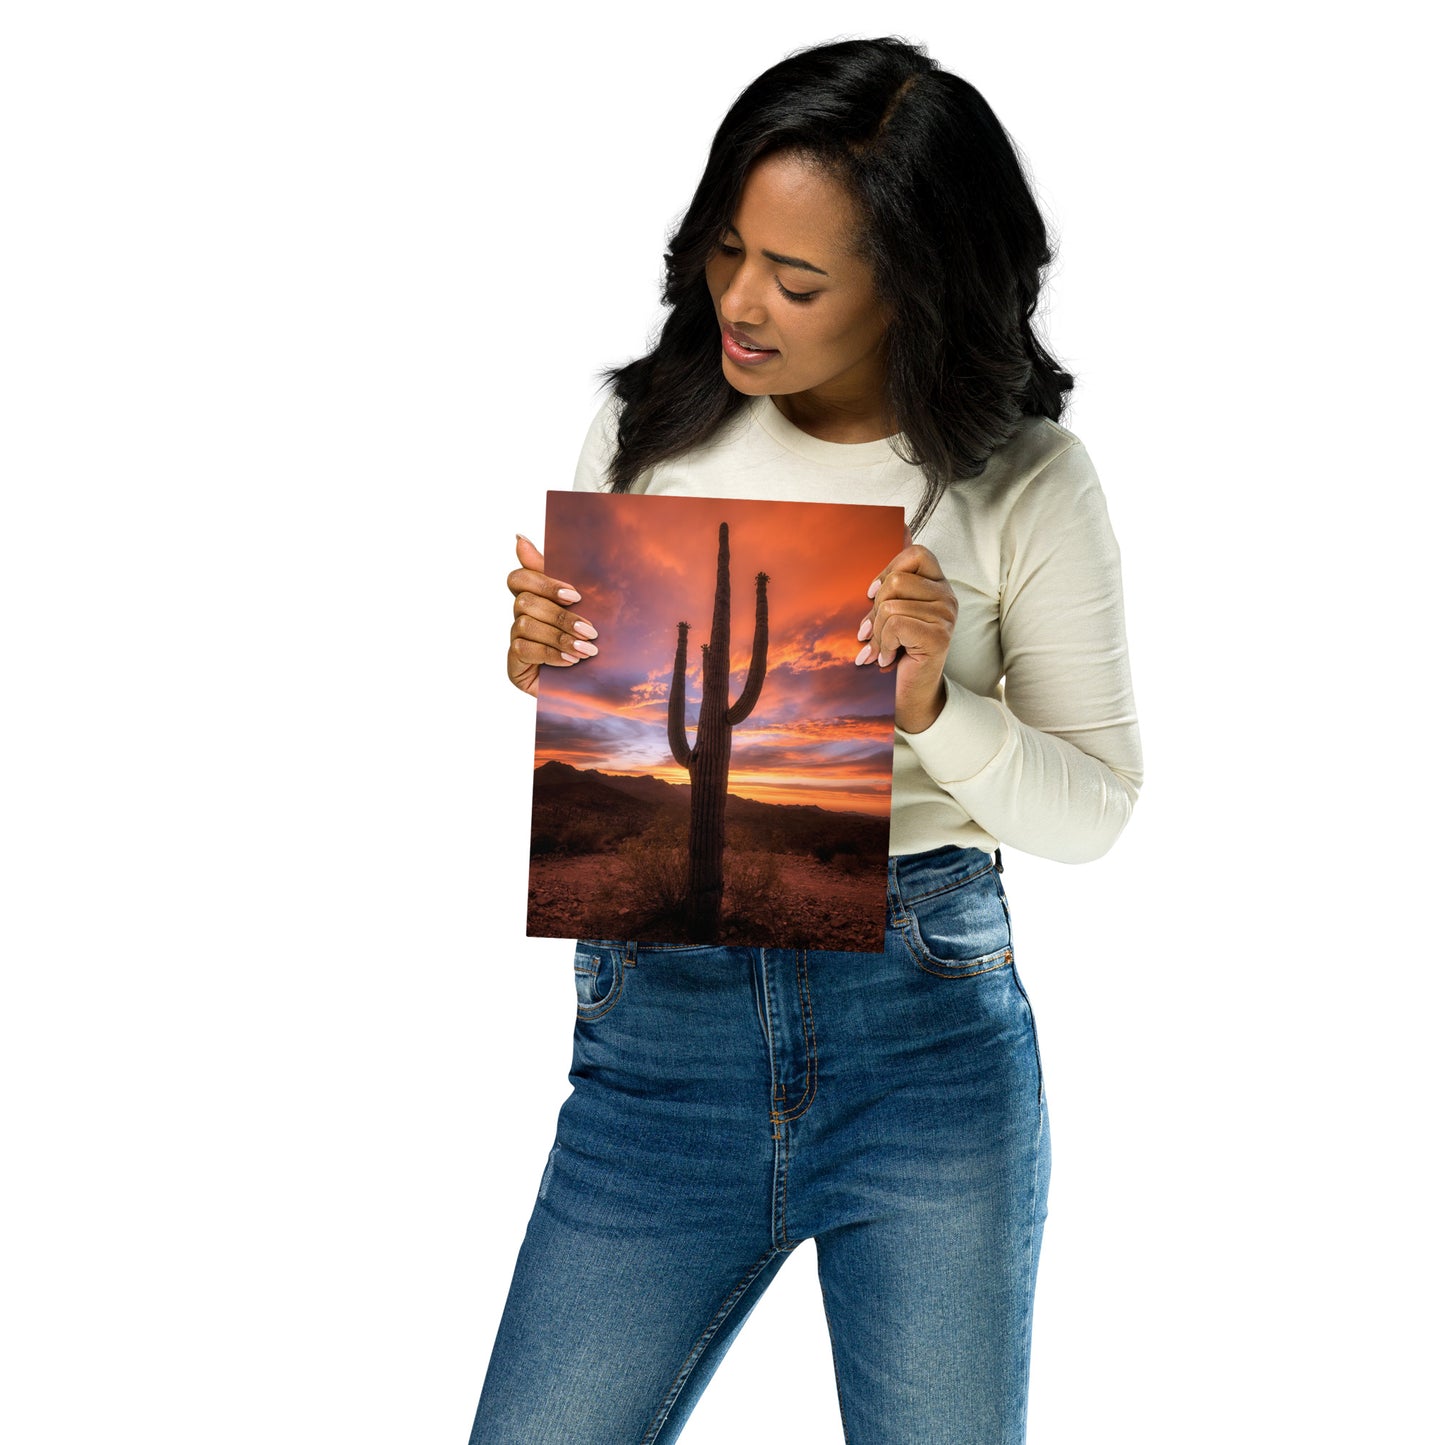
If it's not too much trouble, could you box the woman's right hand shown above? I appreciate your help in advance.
[507,534,600,697]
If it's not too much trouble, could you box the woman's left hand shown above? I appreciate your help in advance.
[855,541,958,734]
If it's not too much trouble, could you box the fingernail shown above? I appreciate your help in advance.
[558,652,579,664]
[856,616,873,642]
[877,650,894,668]
[557,587,582,603]
[517,533,534,545]
[573,620,599,640]
[571,640,598,657]
[867,578,881,599]
[855,643,874,666]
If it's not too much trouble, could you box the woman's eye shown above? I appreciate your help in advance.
[714,240,816,303]
[776,279,817,304]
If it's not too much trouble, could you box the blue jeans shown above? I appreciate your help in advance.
[470,846,1050,1443]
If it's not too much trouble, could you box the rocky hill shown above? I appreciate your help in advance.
[530,760,888,860]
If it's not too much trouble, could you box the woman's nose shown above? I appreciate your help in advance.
[719,266,768,328]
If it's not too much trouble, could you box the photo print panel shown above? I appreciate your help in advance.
[528,490,904,952]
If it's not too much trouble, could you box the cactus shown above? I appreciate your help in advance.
[667,522,769,941]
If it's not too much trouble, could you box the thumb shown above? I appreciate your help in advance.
[516,532,545,572]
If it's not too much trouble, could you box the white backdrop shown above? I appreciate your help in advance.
[3,2,1438,1441]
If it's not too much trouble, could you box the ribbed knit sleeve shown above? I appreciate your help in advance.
[900,440,1144,863]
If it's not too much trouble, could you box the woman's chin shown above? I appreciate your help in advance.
[721,363,776,395]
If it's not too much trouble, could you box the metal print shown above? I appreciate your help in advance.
[528,490,904,951]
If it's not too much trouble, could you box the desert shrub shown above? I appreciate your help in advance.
[724,849,785,924]
[615,821,788,936]
[811,842,836,864]
[617,820,690,924]
[550,813,627,856]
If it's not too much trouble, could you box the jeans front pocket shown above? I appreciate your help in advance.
[573,941,627,1020]
[901,863,1014,979]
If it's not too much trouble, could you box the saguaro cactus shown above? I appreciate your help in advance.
[667,522,769,941]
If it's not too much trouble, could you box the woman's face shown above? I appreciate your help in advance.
[704,152,891,418]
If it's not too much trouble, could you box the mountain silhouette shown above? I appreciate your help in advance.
[530,761,887,860]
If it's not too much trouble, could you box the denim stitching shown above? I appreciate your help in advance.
[896,859,997,907]
[576,939,639,966]
[633,941,745,955]
[900,906,1013,979]
[1015,1081,1048,1442]
[774,1113,794,1249]
[759,952,781,1120]
[1010,965,1045,1111]
[575,947,627,1021]
[772,951,818,1123]
[908,945,1014,981]
[758,953,810,1248]
[640,1246,787,1444]
[886,864,906,928]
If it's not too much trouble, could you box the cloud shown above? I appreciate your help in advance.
[534,491,905,812]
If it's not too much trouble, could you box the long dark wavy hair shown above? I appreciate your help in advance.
[601,36,1074,533]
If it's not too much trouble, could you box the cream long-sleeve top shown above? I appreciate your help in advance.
[570,391,1144,864]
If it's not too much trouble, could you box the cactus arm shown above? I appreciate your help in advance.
[667,621,694,769]
[726,572,769,725]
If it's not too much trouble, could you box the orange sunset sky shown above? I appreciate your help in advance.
[533,491,905,815]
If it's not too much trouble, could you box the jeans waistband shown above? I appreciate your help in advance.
[887,845,999,908]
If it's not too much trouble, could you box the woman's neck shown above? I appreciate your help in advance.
[768,389,897,444]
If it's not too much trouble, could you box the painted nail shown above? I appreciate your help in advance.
[557,587,582,603]
[856,616,873,643]
[558,652,579,664]
[571,640,598,657]
[573,620,599,640]
[855,643,874,666]
[867,578,881,599]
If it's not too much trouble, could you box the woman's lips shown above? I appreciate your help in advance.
[721,325,779,366]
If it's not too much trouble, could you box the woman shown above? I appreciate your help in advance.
[476,36,1143,1444]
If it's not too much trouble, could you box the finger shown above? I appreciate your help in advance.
[877,595,956,634]
[864,609,953,668]
[511,537,583,604]
[506,659,540,699]
[509,634,581,670]
[858,583,954,649]
[868,543,945,594]
[507,564,583,607]
[871,570,954,604]
[873,595,957,631]
[513,590,599,641]
[872,595,957,648]
[513,613,598,660]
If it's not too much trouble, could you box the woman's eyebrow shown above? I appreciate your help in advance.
[723,224,829,276]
